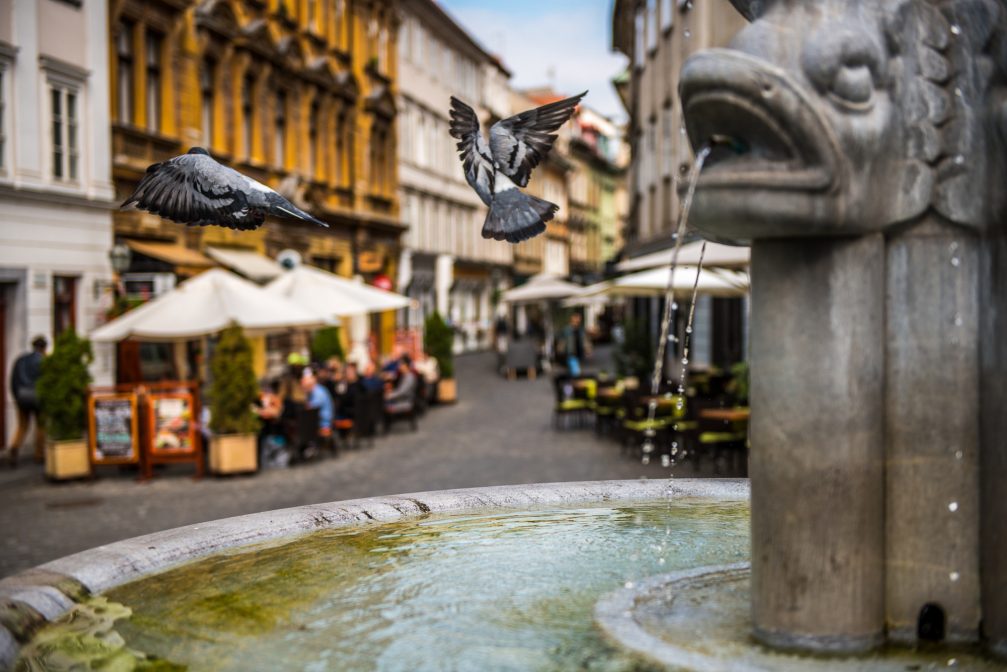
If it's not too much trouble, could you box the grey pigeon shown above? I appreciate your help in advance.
[449,91,586,243]
[121,147,328,230]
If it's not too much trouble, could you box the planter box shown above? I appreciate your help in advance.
[437,378,457,404]
[45,439,90,481]
[209,433,258,475]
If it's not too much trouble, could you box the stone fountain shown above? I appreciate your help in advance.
[606,0,1006,660]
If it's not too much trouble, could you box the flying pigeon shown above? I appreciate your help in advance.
[121,147,328,230]
[449,91,586,243]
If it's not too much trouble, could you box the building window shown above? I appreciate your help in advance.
[145,31,162,133]
[661,0,674,31]
[116,22,134,123]
[335,111,346,185]
[200,60,215,148]
[51,86,79,181]
[53,276,77,337]
[0,67,6,173]
[242,74,254,160]
[274,91,287,168]
[634,9,645,68]
[309,99,321,178]
[646,0,658,52]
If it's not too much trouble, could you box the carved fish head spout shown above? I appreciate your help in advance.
[681,0,1007,243]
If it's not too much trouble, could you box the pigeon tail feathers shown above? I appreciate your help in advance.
[481,189,557,244]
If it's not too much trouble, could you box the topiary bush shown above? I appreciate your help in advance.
[37,329,93,441]
[424,311,455,379]
[209,325,259,435]
[310,326,345,363]
[614,318,654,380]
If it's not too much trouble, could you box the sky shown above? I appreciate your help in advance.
[436,0,629,122]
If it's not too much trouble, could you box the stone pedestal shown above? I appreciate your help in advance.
[749,237,885,652]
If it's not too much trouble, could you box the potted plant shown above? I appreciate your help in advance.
[310,326,345,363]
[37,329,93,480]
[208,325,260,475]
[424,312,456,403]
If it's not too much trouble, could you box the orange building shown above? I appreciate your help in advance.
[108,0,403,374]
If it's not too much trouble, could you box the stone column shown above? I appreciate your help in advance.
[885,222,981,644]
[749,236,885,652]
[981,230,1007,658]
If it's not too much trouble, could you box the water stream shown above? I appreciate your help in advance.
[642,145,711,465]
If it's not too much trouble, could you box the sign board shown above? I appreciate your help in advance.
[147,392,197,456]
[88,393,139,464]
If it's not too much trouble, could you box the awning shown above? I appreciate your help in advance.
[616,240,750,273]
[125,240,215,268]
[205,247,284,282]
[501,274,583,303]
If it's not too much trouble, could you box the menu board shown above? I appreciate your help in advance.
[148,392,197,456]
[89,393,139,464]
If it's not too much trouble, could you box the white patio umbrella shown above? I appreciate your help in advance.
[615,240,750,273]
[500,273,583,304]
[90,268,327,342]
[264,265,410,317]
[578,266,749,300]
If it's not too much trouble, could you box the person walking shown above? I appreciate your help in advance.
[561,313,586,377]
[6,336,47,467]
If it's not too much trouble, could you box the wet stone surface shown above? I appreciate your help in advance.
[0,350,740,577]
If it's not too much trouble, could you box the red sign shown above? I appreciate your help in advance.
[372,274,393,291]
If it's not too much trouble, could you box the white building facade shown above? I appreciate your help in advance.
[0,0,116,446]
[396,0,512,352]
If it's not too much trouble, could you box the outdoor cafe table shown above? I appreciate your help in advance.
[699,407,751,422]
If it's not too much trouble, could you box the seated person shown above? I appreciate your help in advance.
[384,356,417,415]
[360,360,385,393]
[301,367,334,437]
[335,363,366,424]
[381,345,405,380]
[253,380,283,434]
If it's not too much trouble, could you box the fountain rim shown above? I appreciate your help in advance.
[0,478,749,667]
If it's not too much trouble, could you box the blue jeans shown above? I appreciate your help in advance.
[567,356,581,377]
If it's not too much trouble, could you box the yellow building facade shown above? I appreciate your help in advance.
[108,0,403,370]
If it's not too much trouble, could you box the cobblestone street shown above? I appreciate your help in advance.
[0,350,738,577]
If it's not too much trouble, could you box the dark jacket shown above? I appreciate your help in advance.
[10,351,43,409]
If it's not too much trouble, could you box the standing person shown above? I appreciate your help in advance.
[562,313,586,377]
[5,336,47,467]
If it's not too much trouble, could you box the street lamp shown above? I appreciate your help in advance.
[109,244,131,274]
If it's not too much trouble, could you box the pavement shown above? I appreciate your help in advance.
[0,348,741,578]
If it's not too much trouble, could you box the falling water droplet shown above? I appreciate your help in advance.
[954,154,965,165]
[955,88,963,98]
[676,400,684,410]
[954,314,963,326]
[685,326,693,334]
[955,450,964,460]
[642,440,654,454]
[949,241,959,252]
[641,455,650,465]
[661,454,671,468]
[684,29,691,39]
[681,357,689,365]
[949,572,960,583]
[658,557,666,565]
[951,257,960,267]
[950,24,961,36]
[949,501,959,512]
[624,581,635,589]
[680,126,687,136]
[671,302,679,310]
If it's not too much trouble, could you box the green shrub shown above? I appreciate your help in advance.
[310,326,345,363]
[727,361,750,405]
[209,325,259,435]
[614,318,654,380]
[424,311,455,379]
[37,329,93,441]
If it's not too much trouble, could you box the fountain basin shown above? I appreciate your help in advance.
[0,479,748,670]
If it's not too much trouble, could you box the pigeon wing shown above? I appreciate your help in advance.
[489,91,586,188]
[448,97,494,206]
[121,153,266,231]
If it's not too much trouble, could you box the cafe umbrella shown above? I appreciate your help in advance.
[90,268,327,342]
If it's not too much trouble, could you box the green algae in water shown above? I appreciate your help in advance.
[14,596,186,672]
[98,500,748,671]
